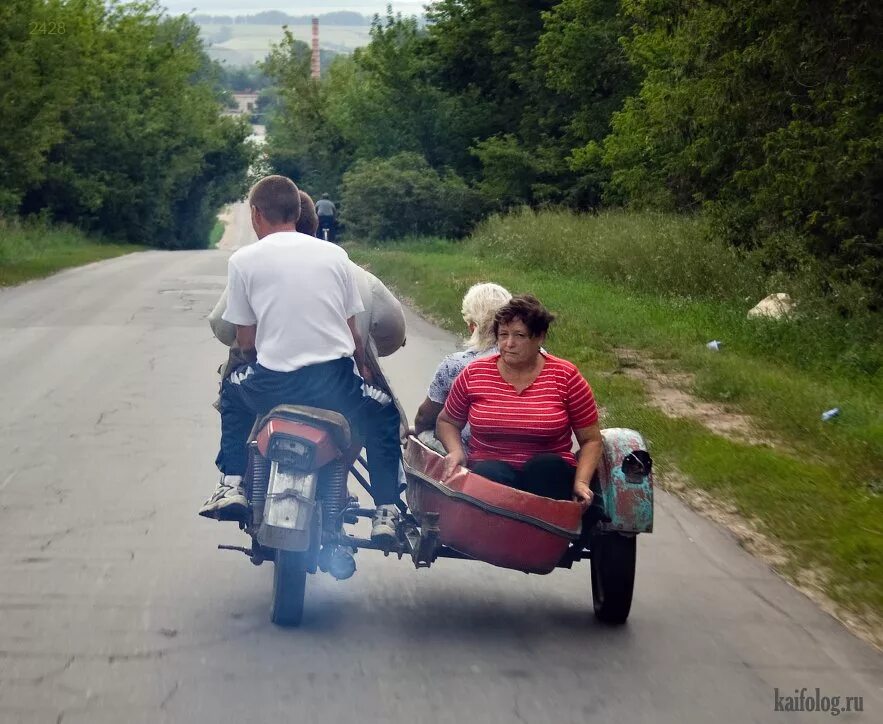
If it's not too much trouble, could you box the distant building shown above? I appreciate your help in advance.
[223,92,259,118]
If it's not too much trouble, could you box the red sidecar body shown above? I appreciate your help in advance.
[403,438,583,574]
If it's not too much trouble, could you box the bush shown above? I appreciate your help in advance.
[339,153,483,240]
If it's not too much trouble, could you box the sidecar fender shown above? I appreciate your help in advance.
[597,428,654,534]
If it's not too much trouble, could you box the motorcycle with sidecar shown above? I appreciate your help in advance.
[215,400,654,627]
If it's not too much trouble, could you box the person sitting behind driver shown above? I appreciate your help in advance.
[413,282,511,444]
[435,294,600,510]
[296,190,320,236]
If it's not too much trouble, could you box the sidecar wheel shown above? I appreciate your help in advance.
[271,549,307,627]
[590,533,636,625]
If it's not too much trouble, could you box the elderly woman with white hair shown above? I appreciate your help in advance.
[414,282,512,437]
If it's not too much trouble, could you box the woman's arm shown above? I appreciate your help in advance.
[208,287,237,347]
[572,424,603,509]
[347,316,375,384]
[235,324,257,353]
[436,409,467,481]
[414,398,444,434]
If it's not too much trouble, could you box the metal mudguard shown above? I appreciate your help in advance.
[597,428,654,534]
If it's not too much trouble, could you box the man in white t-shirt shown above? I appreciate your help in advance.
[199,175,401,540]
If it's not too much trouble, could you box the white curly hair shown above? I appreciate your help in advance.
[461,282,512,352]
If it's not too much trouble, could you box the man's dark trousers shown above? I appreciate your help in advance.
[215,357,401,505]
[317,215,335,242]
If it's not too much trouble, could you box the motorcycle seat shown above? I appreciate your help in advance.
[254,405,352,451]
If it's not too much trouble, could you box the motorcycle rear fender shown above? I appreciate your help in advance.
[258,463,319,552]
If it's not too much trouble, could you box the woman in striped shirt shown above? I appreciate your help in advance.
[436,295,601,509]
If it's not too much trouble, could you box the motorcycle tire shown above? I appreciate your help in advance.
[590,533,636,625]
[271,549,307,627]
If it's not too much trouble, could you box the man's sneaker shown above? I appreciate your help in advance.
[199,475,247,519]
[371,503,400,541]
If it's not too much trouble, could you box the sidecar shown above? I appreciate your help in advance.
[401,428,654,624]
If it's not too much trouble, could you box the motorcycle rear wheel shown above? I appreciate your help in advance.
[590,533,636,625]
[271,549,307,627]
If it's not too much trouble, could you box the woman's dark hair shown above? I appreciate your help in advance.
[296,190,319,235]
[493,294,555,338]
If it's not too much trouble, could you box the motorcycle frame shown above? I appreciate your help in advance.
[226,446,600,571]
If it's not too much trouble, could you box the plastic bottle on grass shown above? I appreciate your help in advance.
[821,408,841,422]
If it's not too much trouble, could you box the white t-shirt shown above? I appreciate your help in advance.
[222,231,364,372]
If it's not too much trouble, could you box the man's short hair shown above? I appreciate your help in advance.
[296,190,319,236]
[249,175,301,224]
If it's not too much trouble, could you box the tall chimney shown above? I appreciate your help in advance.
[311,17,320,80]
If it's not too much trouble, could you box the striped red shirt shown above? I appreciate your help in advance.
[444,353,599,468]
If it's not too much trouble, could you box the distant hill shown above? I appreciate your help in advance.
[197,14,372,66]
[193,11,372,26]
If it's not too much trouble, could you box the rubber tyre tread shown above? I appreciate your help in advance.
[271,549,307,627]
[591,533,636,625]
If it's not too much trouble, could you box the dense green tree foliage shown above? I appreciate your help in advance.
[605,0,882,299]
[215,63,271,92]
[1,0,253,248]
[340,153,483,240]
[261,31,352,196]
[256,1,881,302]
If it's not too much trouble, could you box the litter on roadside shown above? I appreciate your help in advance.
[821,407,841,422]
[747,293,795,320]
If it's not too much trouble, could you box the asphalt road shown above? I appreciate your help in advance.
[0,235,880,723]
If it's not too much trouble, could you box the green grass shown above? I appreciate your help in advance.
[349,213,883,628]
[467,208,883,380]
[209,219,226,248]
[0,221,143,286]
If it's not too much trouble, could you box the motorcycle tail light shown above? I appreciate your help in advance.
[268,435,315,471]
[264,462,318,532]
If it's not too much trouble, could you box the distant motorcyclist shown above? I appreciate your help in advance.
[315,193,337,242]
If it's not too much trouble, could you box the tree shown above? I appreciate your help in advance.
[603,0,883,300]
[340,153,482,240]
[425,0,563,192]
[0,0,93,214]
[262,31,352,195]
[534,0,637,207]
[7,1,253,248]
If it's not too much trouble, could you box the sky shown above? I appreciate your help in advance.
[159,1,432,16]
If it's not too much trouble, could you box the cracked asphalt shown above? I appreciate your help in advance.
[0,242,880,723]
